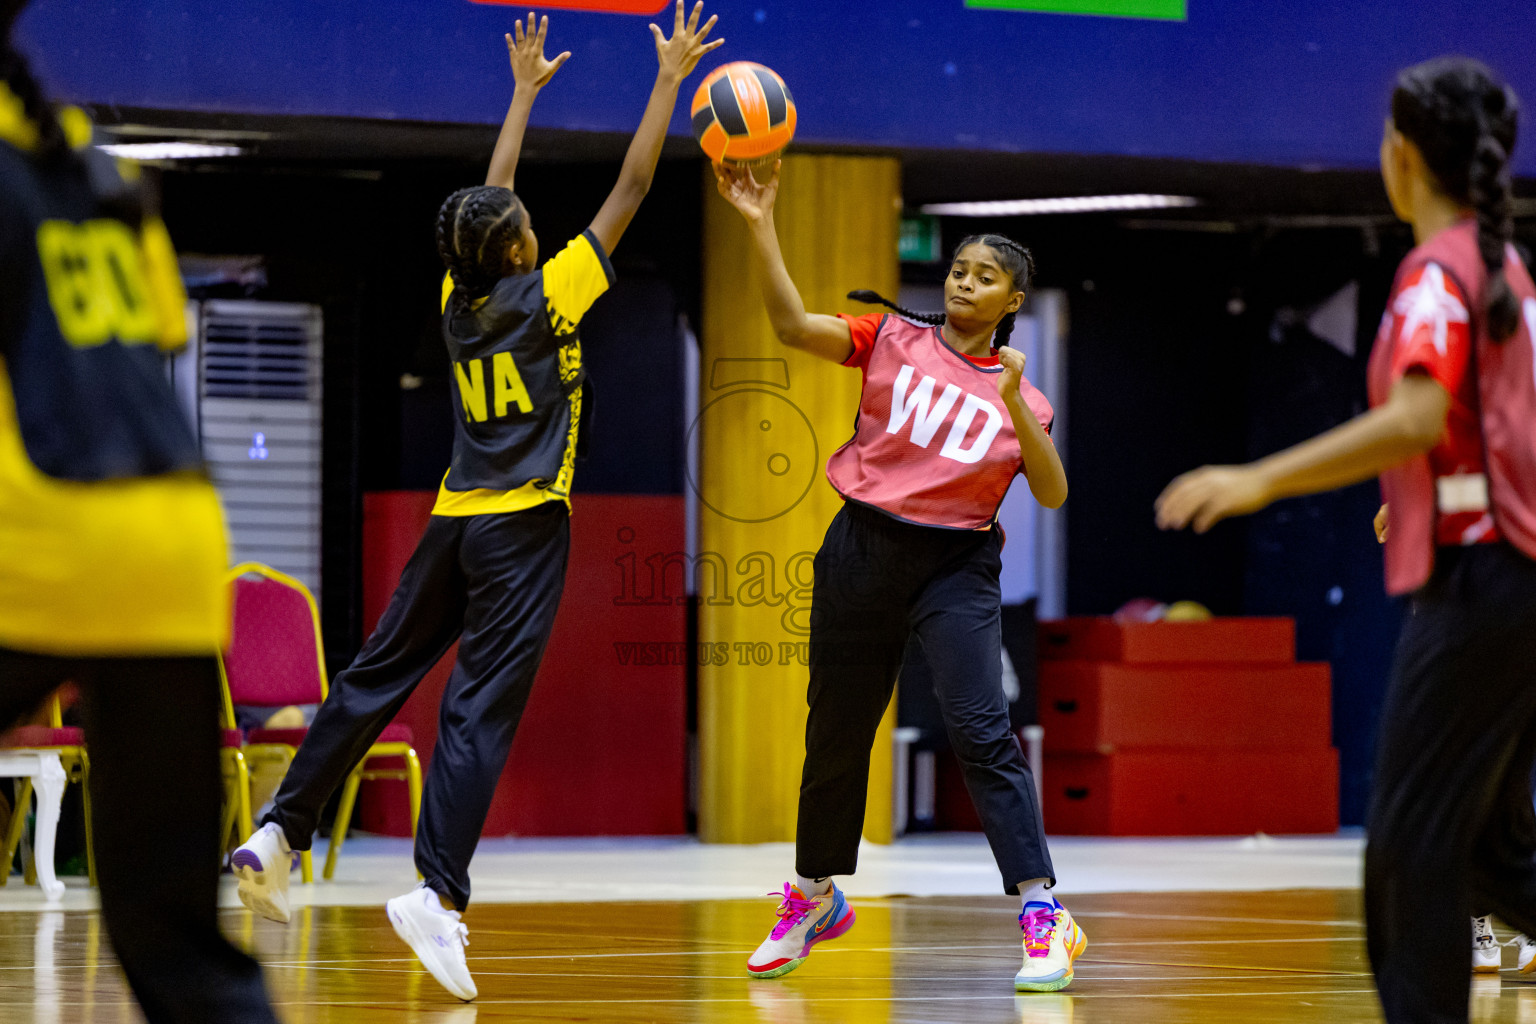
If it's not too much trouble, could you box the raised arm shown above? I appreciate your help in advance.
[586,1,721,255]
[997,348,1068,509]
[485,12,571,191]
[714,160,855,364]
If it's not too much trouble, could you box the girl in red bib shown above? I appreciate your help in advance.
[1157,57,1536,1024]
[715,162,1081,991]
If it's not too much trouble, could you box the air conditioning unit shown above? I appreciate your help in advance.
[174,300,324,598]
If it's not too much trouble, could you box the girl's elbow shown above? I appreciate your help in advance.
[1030,476,1067,509]
[773,323,810,349]
[617,174,653,205]
[1398,408,1447,452]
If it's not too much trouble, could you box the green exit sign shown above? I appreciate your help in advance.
[965,0,1186,20]
[899,214,942,263]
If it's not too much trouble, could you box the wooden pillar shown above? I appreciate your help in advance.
[697,154,901,845]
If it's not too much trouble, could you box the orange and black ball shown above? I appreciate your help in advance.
[691,62,796,165]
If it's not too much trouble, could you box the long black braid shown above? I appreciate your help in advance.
[849,233,1036,348]
[1393,57,1521,342]
[435,185,526,313]
[2,18,70,165]
[4,6,146,227]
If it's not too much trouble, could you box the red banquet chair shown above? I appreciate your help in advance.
[219,563,422,882]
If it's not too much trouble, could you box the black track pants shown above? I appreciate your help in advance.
[795,501,1054,894]
[1366,542,1536,1024]
[264,504,569,910]
[0,650,278,1024]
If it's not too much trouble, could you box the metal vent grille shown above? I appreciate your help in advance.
[195,300,324,597]
[201,302,321,401]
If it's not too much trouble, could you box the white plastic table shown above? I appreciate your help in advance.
[0,750,67,900]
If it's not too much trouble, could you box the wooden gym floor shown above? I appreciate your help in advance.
[1,889,1532,1022]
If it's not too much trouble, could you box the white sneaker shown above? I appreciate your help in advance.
[1510,933,1536,973]
[1016,900,1088,992]
[232,823,293,924]
[1473,916,1501,973]
[746,882,856,979]
[387,885,477,1001]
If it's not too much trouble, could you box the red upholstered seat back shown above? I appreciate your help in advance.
[224,572,325,708]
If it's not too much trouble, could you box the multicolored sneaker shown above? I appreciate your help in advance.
[746,882,856,979]
[1473,916,1501,973]
[232,823,293,924]
[1015,900,1087,992]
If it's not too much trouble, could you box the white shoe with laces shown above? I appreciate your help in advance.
[1509,933,1536,974]
[387,884,477,1001]
[1473,916,1501,973]
[232,823,293,924]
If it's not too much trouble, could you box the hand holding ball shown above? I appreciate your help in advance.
[692,62,796,166]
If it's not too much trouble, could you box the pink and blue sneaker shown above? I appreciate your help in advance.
[1015,898,1087,992]
[746,882,856,979]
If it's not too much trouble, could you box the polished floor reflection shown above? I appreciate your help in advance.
[2,890,1533,1022]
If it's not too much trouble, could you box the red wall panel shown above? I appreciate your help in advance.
[355,492,687,836]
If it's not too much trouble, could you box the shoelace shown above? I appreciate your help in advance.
[1020,907,1059,958]
[768,883,823,941]
[451,920,469,949]
[1474,917,1497,945]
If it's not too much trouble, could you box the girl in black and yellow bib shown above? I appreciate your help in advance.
[233,4,722,1001]
[0,3,276,1021]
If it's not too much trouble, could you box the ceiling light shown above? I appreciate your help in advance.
[97,142,244,160]
[920,194,1200,217]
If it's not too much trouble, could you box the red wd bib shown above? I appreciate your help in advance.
[828,314,1054,530]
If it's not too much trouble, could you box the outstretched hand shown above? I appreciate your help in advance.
[714,159,779,222]
[652,0,723,83]
[996,346,1025,399]
[507,12,571,89]
[1155,465,1271,534]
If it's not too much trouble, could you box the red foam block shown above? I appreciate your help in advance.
[1040,661,1332,753]
[1043,748,1339,836]
[1038,617,1296,664]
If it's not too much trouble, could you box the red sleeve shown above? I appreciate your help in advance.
[1387,262,1473,396]
[836,313,884,369]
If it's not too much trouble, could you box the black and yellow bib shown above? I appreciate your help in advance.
[0,86,228,656]
[0,116,200,480]
[433,229,613,516]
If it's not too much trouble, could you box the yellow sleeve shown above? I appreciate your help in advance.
[542,232,615,331]
[441,272,454,314]
[139,217,189,352]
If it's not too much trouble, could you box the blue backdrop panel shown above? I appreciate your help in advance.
[20,1,1536,173]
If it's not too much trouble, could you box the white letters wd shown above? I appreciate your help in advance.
[888,364,960,447]
[940,393,1004,464]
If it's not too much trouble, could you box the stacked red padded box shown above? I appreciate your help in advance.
[1038,618,1338,835]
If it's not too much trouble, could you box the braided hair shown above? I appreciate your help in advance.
[3,7,70,165]
[3,4,147,228]
[1392,57,1521,342]
[435,185,527,312]
[850,233,1036,348]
